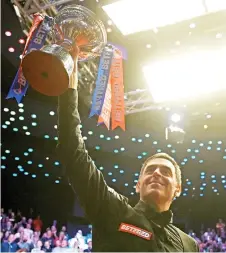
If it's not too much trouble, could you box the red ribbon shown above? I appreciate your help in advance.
[111,49,125,131]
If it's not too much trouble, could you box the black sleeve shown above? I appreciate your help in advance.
[57,89,128,223]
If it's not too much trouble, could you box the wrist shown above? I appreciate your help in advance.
[68,71,78,89]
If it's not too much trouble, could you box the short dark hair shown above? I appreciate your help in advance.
[140,152,181,185]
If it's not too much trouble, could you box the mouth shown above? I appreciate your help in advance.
[149,181,164,186]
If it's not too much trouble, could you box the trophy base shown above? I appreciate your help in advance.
[22,50,70,96]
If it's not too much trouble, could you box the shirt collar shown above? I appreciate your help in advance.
[134,200,173,227]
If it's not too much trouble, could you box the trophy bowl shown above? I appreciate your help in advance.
[22,4,107,96]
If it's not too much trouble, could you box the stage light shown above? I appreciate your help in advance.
[13,128,18,132]
[138,139,143,143]
[217,147,221,151]
[4,108,9,112]
[216,33,223,39]
[211,175,216,178]
[38,164,43,168]
[134,173,139,176]
[157,149,162,153]
[106,137,111,140]
[99,166,104,170]
[212,180,217,183]
[88,131,93,135]
[200,143,204,146]
[221,175,225,179]
[120,170,124,173]
[5,31,12,36]
[146,44,152,49]
[125,183,128,186]
[31,114,37,118]
[199,160,204,163]
[24,172,29,175]
[108,172,112,175]
[171,113,181,123]
[95,146,100,150]
[18,103,23,107]
[25,132,30,135]
[12,173,18,177]
[28,148,33,152]
[107,27,112,33]
[9,117,15,121]
[143,48,226,103]
[195,149,199,153]
[115,135,119,139]
[23,126,28,130]
[114,149,119,153]
[218,141,223,144]
[49,111,55,116]
[8,47,15,52]
[145,134,150,137]
[189,23,196,28]
[167,144,172,148]
[102,0,226,35]
[54,161,60,166]
[208,141,213,144]
[32,174,37,178]
[5,121,10,125]
[207,146,212,150]
[2,156,6,160]
[27,161,32,165]
[18,39,25,44]
[55,180,60,183]
[142,152,147,156]
[112,179,116,182]
[153,141,158,144]
[134,179,138,183]
[100,134,104,138]
[1,165,6,169]
[137,156,142,159]
[45,173,49,177]
[19,116,24,120]
[83,136,87,140]
[15,157,20,160]
[131,192,134,195]
[132,138,136,142]
[2,125,7,129]
[24,152,29,156]
[54,125,57,129]
[44,135,49,139]
[31,122,37,126]
[120,147,125,151]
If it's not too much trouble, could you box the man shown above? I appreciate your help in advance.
[1,234,18,252]
[57,47,199,252]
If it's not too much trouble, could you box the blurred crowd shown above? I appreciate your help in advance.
[1,208,226,252]
[1,208,92,252]
[189,218,226,252]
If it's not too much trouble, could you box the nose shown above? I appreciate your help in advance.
[152,167,162,177]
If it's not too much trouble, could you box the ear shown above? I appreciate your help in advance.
[136,180,141,194]
[175,184,182,197]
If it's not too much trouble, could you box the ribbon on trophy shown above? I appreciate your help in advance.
[6,14,51,103]
[90,46,125,131]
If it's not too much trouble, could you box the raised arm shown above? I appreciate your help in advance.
[56,48,128,224]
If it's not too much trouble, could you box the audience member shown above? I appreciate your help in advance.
[1,207,225,252]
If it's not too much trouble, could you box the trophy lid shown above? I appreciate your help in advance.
[53,4,107,61]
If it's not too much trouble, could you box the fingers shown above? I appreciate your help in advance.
[70,45,80,63]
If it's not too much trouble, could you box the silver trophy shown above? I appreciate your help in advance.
[22,4,107,96]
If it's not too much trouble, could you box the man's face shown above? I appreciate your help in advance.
[136,158,181,206]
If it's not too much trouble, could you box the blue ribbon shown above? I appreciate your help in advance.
[89,46,114,117]
[6,16,52,103]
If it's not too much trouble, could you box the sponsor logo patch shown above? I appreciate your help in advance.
[119,222,152,240]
